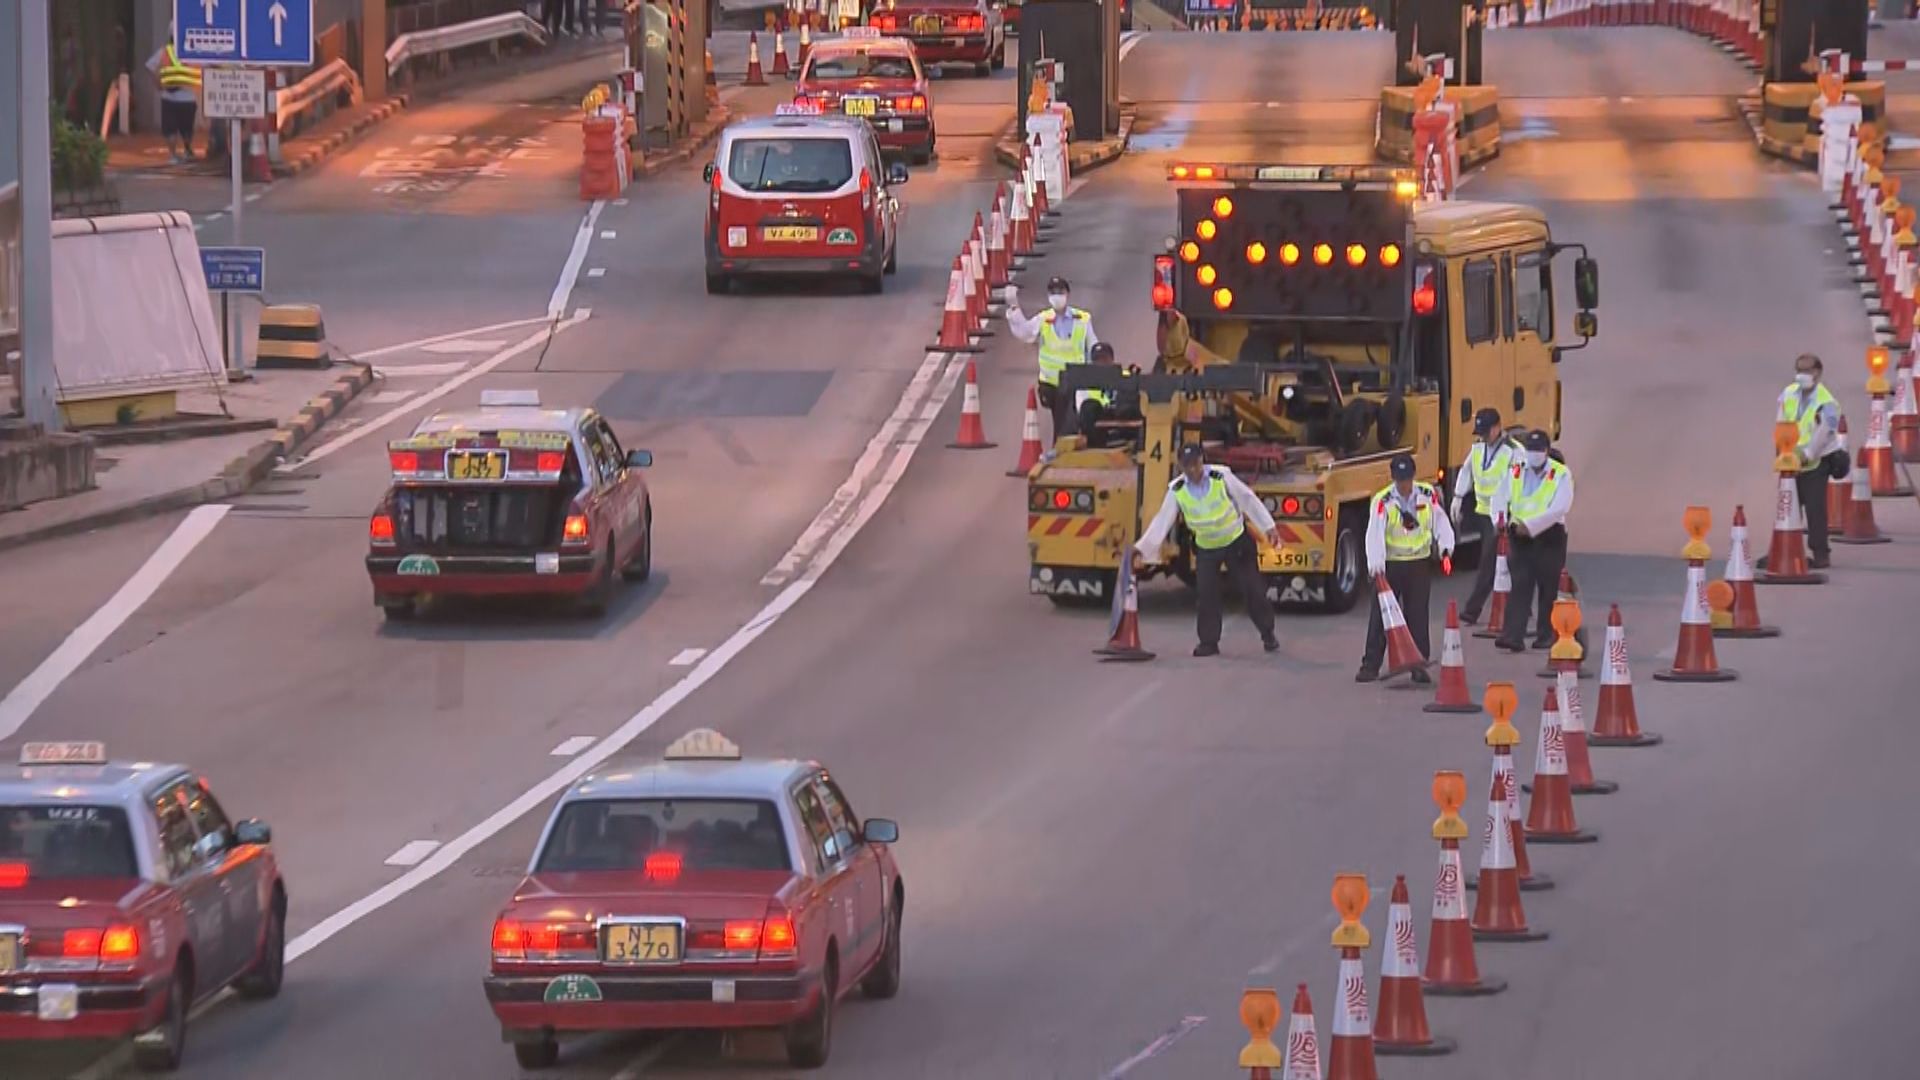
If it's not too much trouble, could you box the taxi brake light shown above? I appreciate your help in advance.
[369,513,396,546]
[389,451,418,474]
[535,451,566,473]
[760,913,798,958]
[563,513,591,545]
[100,924,139,962]
[0,862,25,888]
[63,929,102,958]
[872,12,896,30]
[724,920,762,951]
[1312,243,1333,266]
[644,851,683,883]
[860,168,874,212]
[491,918,527,959]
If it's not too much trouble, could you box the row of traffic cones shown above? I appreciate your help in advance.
[741,28,809,85]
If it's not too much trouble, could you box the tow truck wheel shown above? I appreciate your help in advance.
[1322,510,1365,614]
[513,1036,560,1069]
[133,963,190,1072]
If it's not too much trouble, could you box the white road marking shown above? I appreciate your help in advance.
[549,200,607,318]
[1104,1016,1207,1078]
[669,647,708,666]
[1119,30,1145,63]
[383,840,441,867]
[366,390,415,405]
[610,1035,683,1080]
[280,312,589,471]
[351,316,553,361]
[373,360,471,378]
[419,337,508,355]
[284,349,961,964]
[244,191,264,203]
[0,506,231,740]
[550,736,597,757]
[613,198,629,206]
[588,267,607,278]
[600,230,617,240]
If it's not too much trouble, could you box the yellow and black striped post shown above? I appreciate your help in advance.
[256,304,329,369]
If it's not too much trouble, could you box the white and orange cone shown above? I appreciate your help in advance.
[930,256,982,353]
[1030,135,1055,218]
[772,29,790,76]
[946,361,996,450]
[1096,550,1154,662]
[1466,715,1553,893]
[1005,388,1045,477]
[1894,351,1920,462]
[1374,875,1455,1056]
[1654,516,1738,683]
[1523,687,1598,844]
[1326,878,1378,1080]
[1758,466,1825,584]
[1424,770,1506,997]
[1009,173,1038,256]
[1590,604,1662,747]
[1834,446,1892,544]
[1423,601,1481,713]
[1719,505,1780,636]
[1283,984,1323,1080]
[1472,531,1511,640]
[1373,574,1430,679]
[745,32,767,85]
[967,217,993,331]
[1555,663,1616,794]
[986,197,1012,290]
[1866,388,1914,496]
[1470,689,1548,941]
[1828,415,1853,526]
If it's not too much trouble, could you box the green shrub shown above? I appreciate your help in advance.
[50,107,108,191]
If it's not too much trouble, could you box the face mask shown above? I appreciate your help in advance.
[1526,451,1548,470]
[1048,294,1068,312]
[1795,372,1815,390]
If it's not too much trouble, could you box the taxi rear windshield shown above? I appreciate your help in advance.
[808,54,917,80]
[0,805,137,879]
[727,138,854,194]
[537,799,790,874]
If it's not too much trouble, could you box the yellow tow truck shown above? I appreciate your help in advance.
[1027,163,1600,612]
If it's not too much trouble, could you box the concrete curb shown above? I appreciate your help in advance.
[274,97,411,179]
[637,104,734,177]
[992,107,1137,175]
[0,363,375,553]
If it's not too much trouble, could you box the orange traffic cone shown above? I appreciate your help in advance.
[745,32,767,85]
[1589,604,1662,747]
[1005,387,1045,477]
[1757,429,1826,584]
[1030,135,1055,219]
[1554,662,1616,794]
[1423,601,1481,713]
[1283,985,1323,1080]
[1326,875,1378,1080]
[797,22,811,69]
[1654,508,1738,683]
[1472,531,1511,640]
[930,257,981,353]
[1833,446,1892,544]
[1893,352,1920,462]
[1828,416,1854,525]
[1372,574,1430,679]
[986,196,1012,290]
[1466,703,1553,894]
[1010,173,1038,256]
[1470,687,1548,941]
[967,219,992,332]
[1375,875,1456,1055]
[1523,687,1599,843]
[946,361,996,450]
[1424,770,1506,997]
[1096,552,1154,662]
[1718,505,1780,636]
[772,29,790,76]
[1866,381,1914,497]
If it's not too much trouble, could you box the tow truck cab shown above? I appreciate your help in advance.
[1027,163,1599,613]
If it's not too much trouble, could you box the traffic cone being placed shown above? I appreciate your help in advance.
[1096,550,1154,662]
[1423,770,1506,997]
[745,31,767,85]
[1372,574,1431,679]
[1470,685,1548,940]
[1374,875,1456,1056]
[1758,423,1826,584]
[1590,604,1663,747]
[946,361,996,450]
[1472,532,1511,640]
[1828,416,1853,525]
[1718,505,1780,636]
[929,257,982,353]
[1283,985,1323,1080]
[772,29,790,76]
[1834,446,1892,544]
[1866,347,1916,496]
[1523,687,1598,844]
[1423,601,1481,713]
[1654,507,1738,682]
[1005,388,1045,477]
[1326,874,1379,1080]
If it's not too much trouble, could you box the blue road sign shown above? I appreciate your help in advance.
[200,247,267,293]
[174,0,313,67]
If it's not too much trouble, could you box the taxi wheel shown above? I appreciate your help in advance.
[705,271,730,295]
[884,242,897,274]
[133,965,190,1072]
[785,954,836,1068]
[235,898,285,999]
[991,47,1006,71]
[513,1036,560,1069]
[974,61,991,77]
[621,505,653,582]
[577,543,616,618]
[860,904,903,999]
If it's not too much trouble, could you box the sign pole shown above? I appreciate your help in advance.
[17,0,59,431]
[229,114,244,378]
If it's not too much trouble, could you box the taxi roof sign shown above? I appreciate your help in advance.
[19,742,107,766]
[664,729,743,761]
[775,101,822,116]
[479,389,541,408]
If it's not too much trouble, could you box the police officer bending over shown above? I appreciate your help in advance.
[1358,453,1455,683]
[1134,444,1281,658]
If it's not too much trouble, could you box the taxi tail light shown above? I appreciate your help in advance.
[759,911,798,961]
[62,928,102,958]
[860,167,874,212]
[534,450,567,475]
[0,862,25,887]
[562,506,592,548]
[389,451,419,475]
[99,924,139,962]
[369,512,397,547]
[643,850,683,883]
[1411,263,1438,316]
[894,94,927,113]
[710,160,723,213]
[872,12,896,30]
[1152,255,1175,309]
[491,918,527,960]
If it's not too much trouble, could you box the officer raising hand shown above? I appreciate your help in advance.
[1133,444,1281,658]
[1357,453,1454,683]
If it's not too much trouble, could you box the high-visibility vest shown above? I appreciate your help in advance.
[1076,387,1112,409]
[1172,471,1245,550]
[1467,441,1514,502]
[1778,383,1838,473]
[1506,460,1570,524]
[1373,482,1438,561]
[1036,308,1089,386]
[159,45,201,90]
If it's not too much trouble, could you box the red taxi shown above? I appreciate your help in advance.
[366,389,654,621]
[0,742,286,1072]
[872,0,1006,75]
[704,111,908,295]
[794,32,937,165]
[483,729,904,1070]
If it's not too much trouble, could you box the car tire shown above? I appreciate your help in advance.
[513,1037,560,1069]
[577,542,616,618]
[974,61,991,77]
[991,44,1006,71]
[858,267,884,295]
[379,597,417,622]
[1322,508,1365,614]
[860,903,903,999]
[705,271,730,295]
[621,504,653,582]
[133,964,191,1073]
[235,898,285,999]
[785,955,835,1069]
[884,241,898,274]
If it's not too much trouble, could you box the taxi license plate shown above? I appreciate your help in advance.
[912,14,942,33]
[445,450,506,481]
[601,922,680,964]
[763,225,819,242]
[842,96,878,117]
[0,933,17,974]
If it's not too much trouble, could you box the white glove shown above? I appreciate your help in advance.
[1448,498,1462,523]
[1003,284,1019,309]
[1366,560,1385,578]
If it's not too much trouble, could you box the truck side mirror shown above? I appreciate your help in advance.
[1574,256,1599,310]
[1574,311,1598,339]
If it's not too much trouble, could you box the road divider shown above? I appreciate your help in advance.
[256,304,328,369]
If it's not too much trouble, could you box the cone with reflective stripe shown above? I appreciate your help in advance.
[1470,685,1547,940]
[1555,659,1616,793]
[1866,349,1915,496]
[1718,505,1780,635]
[1589,604,1661,746]
[746,32,767,85]
[1423,601,1481,713]
[966,218,992,332]
[1010,174,1038,256]
[1030,135,1054,218]
[1895,353,1920,462]
[1472,531,1511,639]
[946,361,996,450]
[1374,875,1456,1055]
[930,256,981,353]
[1759,424,1827,584]
[1005,387,1045,477]
[1423,770,1506,997]
[1466,704,1553,892]
[1326,874,1378,1080]
[772,29,790,76]
[1373,574,1430,679]
[797,22,811,68]
[1834,445,1892,544]
[1096,550,1154,662]
[986,194,1012,289]
[1654,507,1738,682]
[1283,985,1323,1080]
[1535,572,1592,678]
[1523,687,1598,843]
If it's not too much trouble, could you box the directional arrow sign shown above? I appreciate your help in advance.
[269,1,288,46]
[241,0,313,66]
[175,0,242,64]
[177,0,312,66]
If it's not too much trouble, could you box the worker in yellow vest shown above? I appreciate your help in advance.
[151,38,203,162]
[1777,352,1843,569]
[1358,453,1454,683]
[1449,407,1516,625]
[1005,276,1100,443]
[1133,444,1281,658]
[1490,430,1575,653]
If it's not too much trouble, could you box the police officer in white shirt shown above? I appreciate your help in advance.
[1490,430,1575,652]
[1004,276,1099,442]
[1359,453,1455,683]
[1133,444,1281,657]
[1450,408,1515,625]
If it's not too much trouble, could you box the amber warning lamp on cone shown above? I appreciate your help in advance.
[1331,872,1371,949]
[1237,987,1284,1069]
[1681,505,1712,562]
[1431,770,1469,841]
[1773,421,1800,473]
[1868,345,1892,395]
[1705,580,1735,620]
[1548,599,1583,663]
[1483,682,1520,746]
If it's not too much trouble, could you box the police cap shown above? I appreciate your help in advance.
[1523,429,1551,453]
[1472,407,1501,435]
[1389,453,1416,480]
[1178,443,1206,465]
[1091,341,1115,362]
[1047,276,1071,293]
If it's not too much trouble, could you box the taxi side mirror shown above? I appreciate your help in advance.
[626,449,652,469]
[1574,256,1599,310]
[862,818,899,844]
[235,819,272,846]
[702,162,716,184]
[1574,311,1598,339]
[193,831,227,861]
[886,162,910,185]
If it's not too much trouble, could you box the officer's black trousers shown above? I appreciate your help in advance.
[1461,507,1500,621]
[1195,533,1275,648]
[1497,526,1567,648]
[1795,468,1830,559]
[1363,558,1432,671]
[1036,383,1075,443]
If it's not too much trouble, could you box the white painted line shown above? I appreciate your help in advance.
[366,390,415,405]
[244,191,263,203]
[613,198,630,206]
[669,648,707,666]
[383,840,441,867]
[419,337,508,355]
[1119,30,1145,64]
[352,316,553,361]
[1104,1016,1207,1078]
[373,361,471,378]
[206,210,226,220]
[610,1036,682,1080]
[600,230,617,240]
[550,736,597,757]
[587,267,606,278]
[0,506,231,740]
[284,349,961,965]
[283,312,590,470]
[549,200,607,318]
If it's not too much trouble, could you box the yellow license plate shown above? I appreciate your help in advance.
[0,934,17,974]
[842,97,877,117]
[602,922,680,964]
[445,450,506,481]
[912,14,942,32]
[763,225,819,242]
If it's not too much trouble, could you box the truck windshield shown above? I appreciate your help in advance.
[536,798,791,874]
[0,805,138,879]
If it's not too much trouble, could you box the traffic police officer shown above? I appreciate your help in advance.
[1449,408,1515,625]
[1779,352,1842,569]
[1075,342,1142,448]
[1359,453,1454,683]
[1134,444,1281,657]
[1005,276,1100,441]
[1491,430,1575,653]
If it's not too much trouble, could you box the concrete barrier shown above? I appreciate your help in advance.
[1379,85,1500,168]
[0,423,95,512]
[1763,81,1884,166]
[257,304,329,369]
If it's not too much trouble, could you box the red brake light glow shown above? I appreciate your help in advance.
[724,920,762,951]
[644,851,683,883]
[0,862,26,888]
[369,514,396,544]
[535,451,566,473]
[63,929,102,958]
[563,514,590,543]
[389,451,418,473]
[100,924,140,962]
[492,918,527,958]
[761,914,798,955]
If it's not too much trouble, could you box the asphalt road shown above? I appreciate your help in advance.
[5,24,1919,1080]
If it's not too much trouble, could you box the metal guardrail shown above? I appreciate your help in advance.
[97,73,132,141]
[385,11,552,78]
[275,59,366,134]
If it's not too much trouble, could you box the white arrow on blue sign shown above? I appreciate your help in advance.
[174,0,314,67]
[200,247,267,294]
